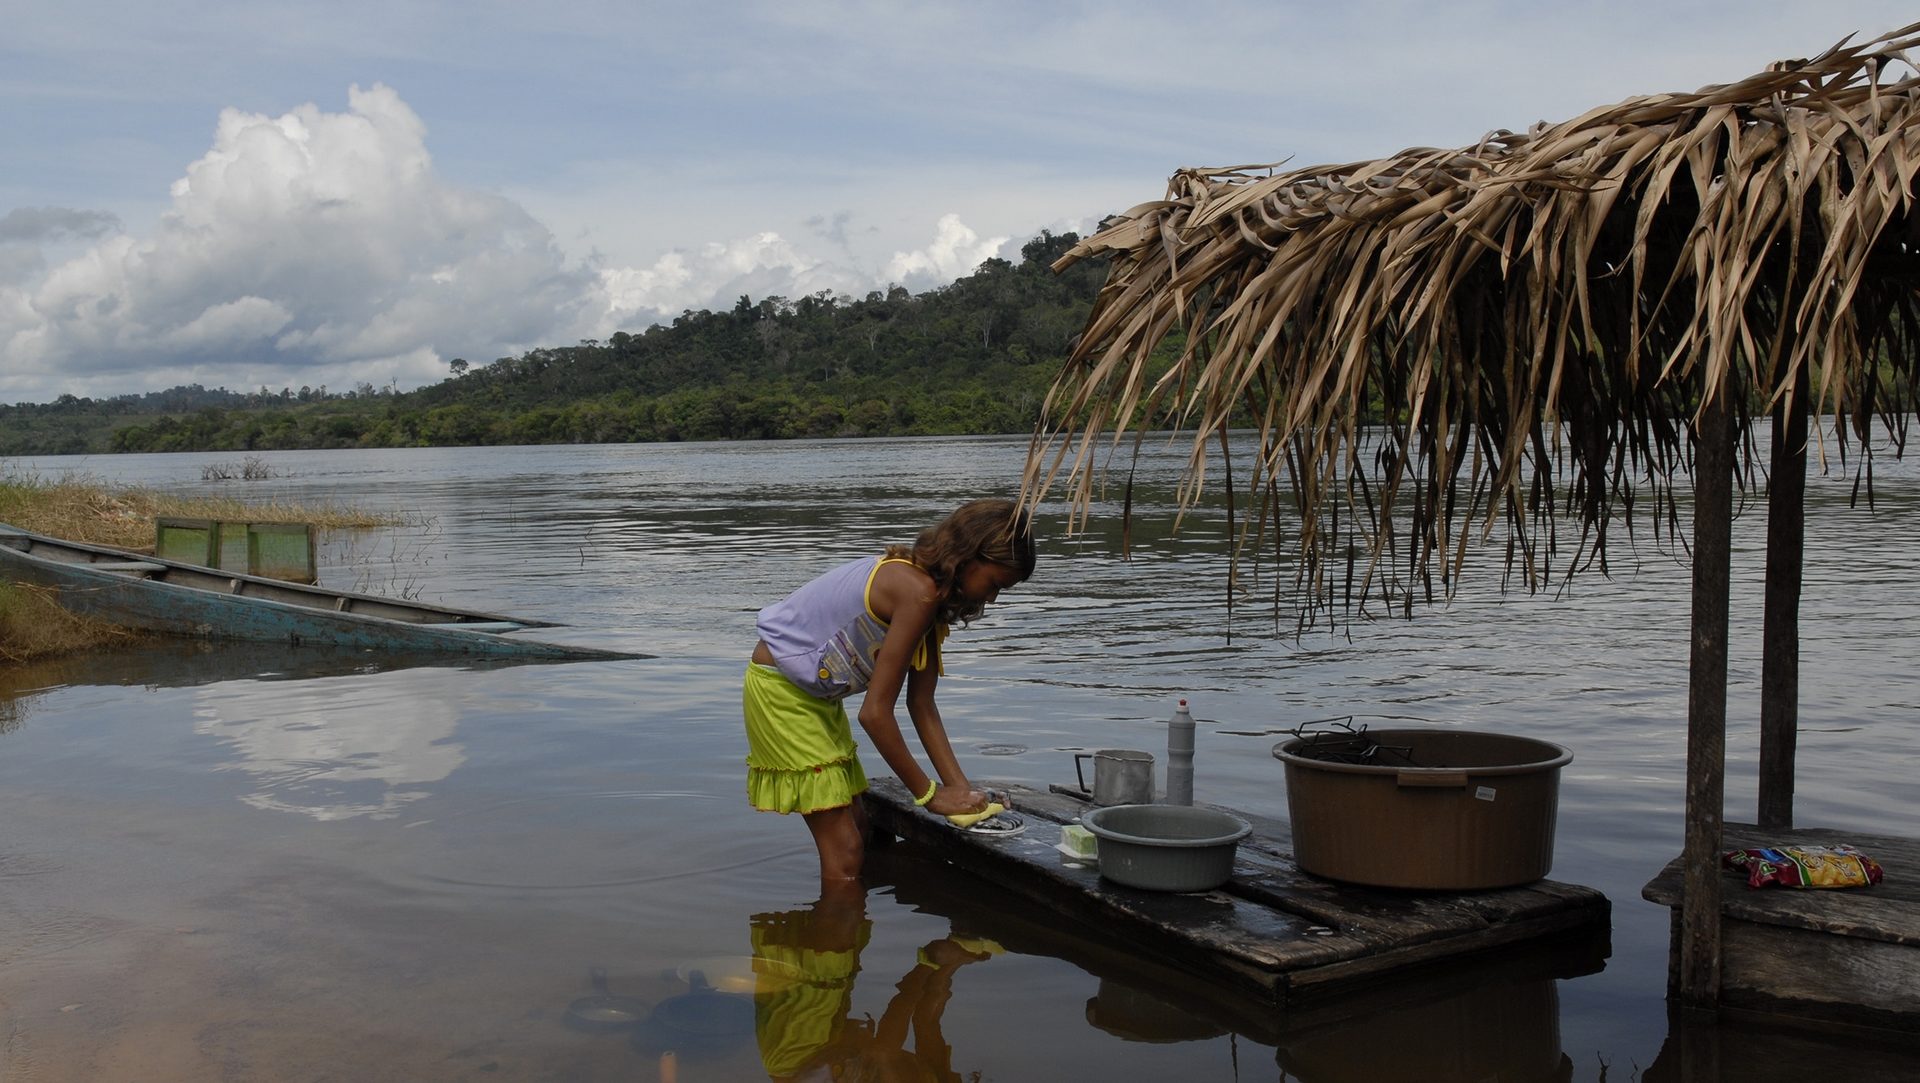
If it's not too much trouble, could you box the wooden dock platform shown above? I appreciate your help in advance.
[865,779,1611,1011]
[1642,822,1920,1038]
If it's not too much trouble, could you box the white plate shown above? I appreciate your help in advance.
[963,813,1028,838]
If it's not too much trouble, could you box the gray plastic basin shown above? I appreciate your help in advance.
[1081,804,1253,892]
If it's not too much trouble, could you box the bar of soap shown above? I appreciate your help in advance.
[1060,824,1098,859]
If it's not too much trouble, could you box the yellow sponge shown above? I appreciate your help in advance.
[949,936,1005,957]
[945,801,1006,829]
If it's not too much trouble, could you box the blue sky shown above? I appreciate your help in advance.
[2,1,1914,404]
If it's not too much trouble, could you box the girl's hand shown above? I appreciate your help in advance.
[926,786,989,817]
[920,938,992,969]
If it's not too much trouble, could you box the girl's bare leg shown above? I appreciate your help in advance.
[804,801,866,882]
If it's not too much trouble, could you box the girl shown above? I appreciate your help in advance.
[745,498,1037,883]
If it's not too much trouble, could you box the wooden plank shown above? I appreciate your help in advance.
[1005,787,1493,948]
[873,838,1605,1048]
[1643,822,1919,945]
[868,778,1610,1007]
[1224,831,1608,998]
[244,520,318,584]
[869,842,1294,1044]
[1721,918,1920,1021]
[154,517,217,569]
[1280,906,1609,997]
[1017,784,1603,939]
[866,782,1354,1006]
[998,788,1478,934]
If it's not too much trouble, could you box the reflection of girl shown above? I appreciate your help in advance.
[745,499,1036,884]
[751,892,870,1079]
[753,885,995,1083]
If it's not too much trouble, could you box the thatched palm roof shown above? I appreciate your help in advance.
[1027,22,1920,617]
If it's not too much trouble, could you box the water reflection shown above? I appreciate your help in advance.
[1085,979,1229,1043]
[0,639,499,737]
[540,877,1005,1081]
[1644,1014,1920,1082]
[192,668,467,820]
[4,436,1915,1079]
[0,639,504,699]
[1274,975,1573,1083]
[874,841,1599,1080]
[748,881,997,1082]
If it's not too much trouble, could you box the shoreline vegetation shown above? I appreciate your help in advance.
[0,232,1139,457]
[0,467,392,663]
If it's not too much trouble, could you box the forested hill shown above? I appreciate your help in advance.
[2,232,1138,456]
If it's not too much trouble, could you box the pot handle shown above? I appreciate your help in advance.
[1396,771,1470,788]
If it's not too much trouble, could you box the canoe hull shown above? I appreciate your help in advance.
[0,525,640,662]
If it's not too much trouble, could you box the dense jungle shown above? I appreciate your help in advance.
[1,232,1135,455]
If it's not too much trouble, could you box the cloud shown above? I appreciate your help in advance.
[593,212,1014,332]
[805,210,855,251]
[0,207,121,244]
[161,296,294,351]
[596,231,868,329]
[0,82,1046,402]
[884,213,1010,290]
[1,84,600,399]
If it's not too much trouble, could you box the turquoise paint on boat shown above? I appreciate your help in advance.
[0,523,643,662]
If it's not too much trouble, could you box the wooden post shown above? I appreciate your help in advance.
[1758,370,1807,830]
[1679,391,1733,1013]
[1676,1008,1724,1081]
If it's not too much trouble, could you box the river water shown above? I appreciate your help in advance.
[1,433,1916,1081]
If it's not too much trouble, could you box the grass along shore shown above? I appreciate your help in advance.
[1,468,393,662]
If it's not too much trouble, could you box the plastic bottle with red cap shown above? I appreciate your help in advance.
[1166,697,1195,805]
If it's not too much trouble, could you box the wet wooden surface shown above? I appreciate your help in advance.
[866,778,1611,1009]
[1642,821,1920,1036]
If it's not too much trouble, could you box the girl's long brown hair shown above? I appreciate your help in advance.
[887,498,1036,626]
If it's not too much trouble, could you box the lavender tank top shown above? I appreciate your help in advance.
[757,556,902,700]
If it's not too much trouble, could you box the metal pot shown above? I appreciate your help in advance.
[630,971,757,1056]
[563,967,651,1033]
[1073,749,1155,806]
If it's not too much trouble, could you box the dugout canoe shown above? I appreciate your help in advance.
[0,523,641,662]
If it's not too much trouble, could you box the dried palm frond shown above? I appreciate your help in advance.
[1026,22,1920,622]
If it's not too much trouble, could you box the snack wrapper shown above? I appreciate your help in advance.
[1722,845,1883,889]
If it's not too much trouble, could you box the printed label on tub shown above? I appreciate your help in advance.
[1474,786,1497,801]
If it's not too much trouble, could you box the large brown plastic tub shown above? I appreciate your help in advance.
[1272,729,1572,890]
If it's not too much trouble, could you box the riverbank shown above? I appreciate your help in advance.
[0,467,391,661]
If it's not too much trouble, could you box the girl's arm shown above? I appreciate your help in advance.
[903,644,975,797]
[859,565,987,817]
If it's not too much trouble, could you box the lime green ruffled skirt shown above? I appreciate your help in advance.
[743,663,869,813]
[750,906,871,1075]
